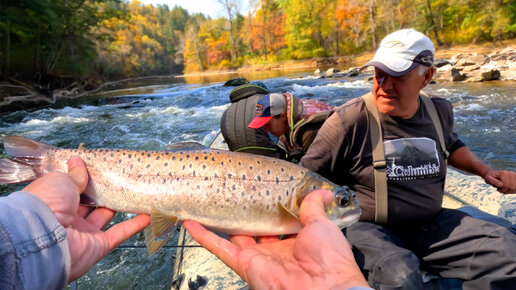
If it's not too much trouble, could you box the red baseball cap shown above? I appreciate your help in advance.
[248,93,286,129]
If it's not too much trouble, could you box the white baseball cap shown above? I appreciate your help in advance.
[362,29,434,76]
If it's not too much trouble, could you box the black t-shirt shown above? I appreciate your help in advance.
[300,94,461,224]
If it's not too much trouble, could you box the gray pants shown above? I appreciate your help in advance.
[344,209,516,290]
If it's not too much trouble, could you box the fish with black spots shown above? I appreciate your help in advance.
[0,136,361,255]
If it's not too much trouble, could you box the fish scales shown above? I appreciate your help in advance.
[0,136,361,237]
[51,148,305,229]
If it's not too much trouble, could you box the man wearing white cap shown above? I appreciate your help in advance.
[301,29,516,289]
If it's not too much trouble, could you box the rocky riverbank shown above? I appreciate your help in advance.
[313,46,516,82]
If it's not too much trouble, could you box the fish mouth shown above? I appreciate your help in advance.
[336,208,362,229]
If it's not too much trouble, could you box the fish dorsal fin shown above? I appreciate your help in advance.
[164,142,211,152]
[277,202,300,221]
[77,142,87,151]
[151,207,180,239]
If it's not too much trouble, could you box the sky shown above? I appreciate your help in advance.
[137,0,250,18]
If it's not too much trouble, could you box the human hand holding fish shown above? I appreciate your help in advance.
[22,156,150,282]
[183,190,369,289]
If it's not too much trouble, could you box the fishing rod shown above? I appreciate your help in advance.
[116,244,202,249]
[443,190,474,207]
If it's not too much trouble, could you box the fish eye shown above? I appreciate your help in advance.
[337,195,350,207]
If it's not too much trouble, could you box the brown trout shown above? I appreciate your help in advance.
[0,136,361,255]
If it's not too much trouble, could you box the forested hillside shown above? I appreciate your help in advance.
[1,0,515,81]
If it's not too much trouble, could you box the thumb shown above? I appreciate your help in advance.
[67,156,89,193]
[299,190,333,227]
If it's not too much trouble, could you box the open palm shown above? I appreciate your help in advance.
[183,190,367,289]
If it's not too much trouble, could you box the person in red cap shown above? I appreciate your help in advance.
[220,83,288,160]
[248,93,290,137]
[300,29,516,289]
[248,92,334,162]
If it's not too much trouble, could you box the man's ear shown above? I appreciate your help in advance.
[421,66,435,88]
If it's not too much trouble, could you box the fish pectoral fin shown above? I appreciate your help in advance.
[150,207,180,239]
[277,202,300,220]
[145,225,172,257]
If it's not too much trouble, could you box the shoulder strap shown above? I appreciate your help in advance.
[363,93,388,224]
[363,92,449,224]
[290,110,334,149]
[420,93,449,160]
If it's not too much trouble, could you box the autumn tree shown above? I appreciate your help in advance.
[278,0,337,58]
[218,0,240,62]
[183,14,209,72]
[243,0,286,60]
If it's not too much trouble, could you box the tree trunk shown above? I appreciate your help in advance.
[5,23,11,77]
[261,1,269,59]
[424,0,442,46]
[36,23,41,73]
[334,0,339,55]
[220,0,239,62]
[194,39,204,71]
[368,0,378,50]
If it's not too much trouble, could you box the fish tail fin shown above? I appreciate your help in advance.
[0,136,56,184]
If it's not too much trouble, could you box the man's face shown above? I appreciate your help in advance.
[372,65,434,119]
[262,113,289,138]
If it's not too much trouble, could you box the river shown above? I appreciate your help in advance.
[0,70,515,289]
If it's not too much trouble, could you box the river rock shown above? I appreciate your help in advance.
[223,78,248,86]
[481,69,501,81]
[347,68,360,77]
[455,54,489,67]
[434,58,452,68]
[500,69,516,81]
[439,67,467,82]
[433,46,516,82]
[325,67,339,77]
[466,68,501,82]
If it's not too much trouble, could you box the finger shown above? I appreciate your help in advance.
[498,171,516,194]
[255,236,280,244]
[104,214,150,252]
[85,207,117,229]
[230,235,257,247]
[67,156,89,193]
[77,205,94,218]
[299,190,333,227]
[183,220,241,271]
[486,172,509,194]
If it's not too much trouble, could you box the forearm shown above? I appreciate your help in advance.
[448,146,493,178]
[0,191,70,289]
